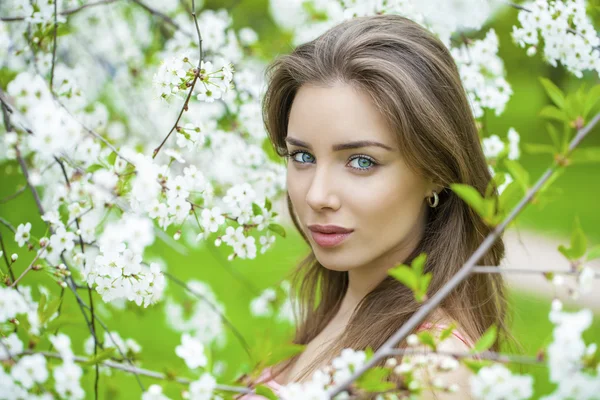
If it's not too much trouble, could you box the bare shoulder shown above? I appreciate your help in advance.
[412,335,475,400]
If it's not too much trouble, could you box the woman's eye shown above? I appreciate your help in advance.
[348,156,375,171]
[288,151,377,171]
[290,151,315,163]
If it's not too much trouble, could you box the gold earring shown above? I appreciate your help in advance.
[427,191,439,208]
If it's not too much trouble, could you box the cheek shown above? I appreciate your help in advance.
[350,172,424,232]
[286,168,306,211]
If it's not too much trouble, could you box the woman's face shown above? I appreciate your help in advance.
[286,82,434,273]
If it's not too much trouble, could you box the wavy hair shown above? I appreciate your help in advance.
[261,14,512,383]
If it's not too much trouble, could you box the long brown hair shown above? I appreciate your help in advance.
[261,14,511,383]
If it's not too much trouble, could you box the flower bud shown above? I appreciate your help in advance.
[385,357,398,368]
[11,253,18,261]
[407,334,419,347]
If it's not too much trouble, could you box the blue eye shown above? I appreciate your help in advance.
[348,156,375,171]
[290,150,315,164]
[287,151,377,171]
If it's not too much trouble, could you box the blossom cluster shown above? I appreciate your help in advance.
[84,244,166,307]
[512,0,600,78]
[250,280,295,323]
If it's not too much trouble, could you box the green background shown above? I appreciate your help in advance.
[1,0,600,398]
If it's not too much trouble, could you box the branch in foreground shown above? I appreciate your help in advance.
[386,348,543,366]
[18,350,252,395]
[327,112,600,398]
[472,266,600,278]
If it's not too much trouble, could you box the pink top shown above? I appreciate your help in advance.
[236,323,473,399]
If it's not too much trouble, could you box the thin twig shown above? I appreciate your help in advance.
[0,231,16,282]
[473,266,600,278]
[130,0,190,34]
[0,186,27,204]
[327,112,600,398]
[385,348,543,366]
[0,0,121,22]
[162,271,253,359]
[18,350,252,394]
[152,0,203,159]
[9,244,47,288]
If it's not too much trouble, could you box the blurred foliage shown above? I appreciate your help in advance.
[2,1,600,399]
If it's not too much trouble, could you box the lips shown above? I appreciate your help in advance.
[307,225,354,248]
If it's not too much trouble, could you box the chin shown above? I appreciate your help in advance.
[314,252,360,272]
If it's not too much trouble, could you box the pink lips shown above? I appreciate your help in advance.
[307,225,354,248]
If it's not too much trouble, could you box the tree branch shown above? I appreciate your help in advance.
[152,0,204,159]
[327,112,600,398]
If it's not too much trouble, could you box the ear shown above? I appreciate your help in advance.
[424,179,443,198]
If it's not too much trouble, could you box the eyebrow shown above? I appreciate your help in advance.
[285,137,394,152]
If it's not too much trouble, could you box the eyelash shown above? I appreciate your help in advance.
[286,150,379,172]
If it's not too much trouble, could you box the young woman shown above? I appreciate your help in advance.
[240,13,510,399]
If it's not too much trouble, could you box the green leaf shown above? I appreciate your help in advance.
[499,181,523,215]
[356,367,395,392]
[86,164,105,173]
[37,293,47,322]
[470,325,497,354]
[82,347,116,366]
[523,143,556,155]
[419,272,432,296]
[584,84,600,118]
[264,197,272,212]
[439,322,458,342]
[255,385,278,400]
[252,202,262,216]
[107,151,117,166]
[503,159,529,191]
[41,297,62,325]
[569,217,587,259]
[388,265,417,290]
[539,77,565,108]
[450,184,487,218]
[266,343,304,367]
[570,147,600,164]
[546,123,561,150]
[462,359,492,374]
[539,105,568,122]
[267,224,286,238]
[417,331,436,350]
[411,253,427,275]
[587,245,600,261]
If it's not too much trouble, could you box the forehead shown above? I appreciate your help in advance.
[287,83,397,149]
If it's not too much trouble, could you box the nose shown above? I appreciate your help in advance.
[305,164,341,212]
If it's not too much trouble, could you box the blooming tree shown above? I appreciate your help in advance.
[0,0,600,399]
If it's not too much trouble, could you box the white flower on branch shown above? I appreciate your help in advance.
[53,361,84,400]
[238,27,259,46]
[10,353,49,389]
[250,288,276,317]
[470,364,533,400]
[0,333,23,361]
[176,333,207,370]
[577,266,595,296]
[512,0,600,78]
[187,372,218,400]
[547,308,593,383]
[451,29,512,119]
[14,222,31,248]
[49,333,75,363]
[143,384,172,400]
